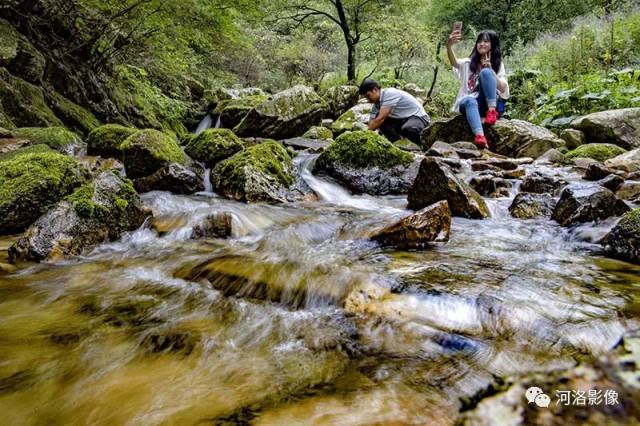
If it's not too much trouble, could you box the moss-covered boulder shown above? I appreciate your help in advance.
[45,91,101,137]
[211,140,294,203]
[0,151,89,234]
[86,124,137,158]
[324,85,359,119]
[184,128,243,167]
[9,170,151,262]
[602,209,640,264]
[0,19,19,63]
[314,130,418,195]
[217,95,269,129]
[12,127,83,153]
[0,143,52,162]
[564,143,627,163]
[0,68,63,128]
[330,103,372,135]
[0,103,15,130]
[233,85,328,139]
[303,126,333,140]
[570,108,640,150]
[121,129,189,178]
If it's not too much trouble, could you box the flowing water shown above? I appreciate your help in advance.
[1,155,639,425]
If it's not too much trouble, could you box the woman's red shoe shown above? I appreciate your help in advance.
[485,108,498,125]
[474,134,489,150]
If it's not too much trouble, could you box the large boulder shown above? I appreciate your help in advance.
[86,124,138,158]
[564,143,627,163]
[233,85,328,139]
[12,127,83,154]
[407,157,490,219]
[601,208,640,264]
[509,193,556,219]
[133,162,204,194]
[9,171,151,262]
[420,115,565,158]
[0,19,45,84]
[0,68,63,127]
[314,130,418,195]
[44,91,101,137]
[184,128,243,167]
[0,150,89,234]
[330,102,372,135]
[324,85,359,119]
[281,137,331,153]
[303,126,333,140]
[216,94,269,129]
[121,129,189,178]
[370,200,451,249]
[605,148,640,173]
[211,140,295,203]
[204,87,265,106]
[552,183,630,226]
[570,108,640,150]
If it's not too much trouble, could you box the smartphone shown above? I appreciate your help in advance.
[453,21,462,33]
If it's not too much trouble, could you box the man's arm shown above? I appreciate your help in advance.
[368,107,392,131]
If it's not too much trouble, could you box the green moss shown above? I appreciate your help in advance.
[66,173,137,219]
[317,130,414,170]
[47,91,101,137]
[86,124,138,157]
[0,151,89,233]
[303,126,333,140]
[256,86,326,118]
[185,128,243,167]
[0,103,15,130]
[0,18,19,61]
[565,143,627,163]
[331,109,357,133]
[0,144,53,162]
[121,129,188,178]
[12,127,82,149]
[616,209,640,235]
[213,140,294,194]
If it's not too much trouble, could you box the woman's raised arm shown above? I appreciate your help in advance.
[446,30,462,68]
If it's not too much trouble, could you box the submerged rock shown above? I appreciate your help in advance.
[602,209,640,264]
[509,193,556,219]
[570,108,640,150]
[86,124,137,158]
[470,175,512,198]
[211,140,295,203]
[0,150,89,234]
[565,143,627,163]
[191,212,233,239]
[233,85,328,139]
[184,128,243,167]
[121,129,189,178]
[370,200,451,249]
[408,157,490,219]
[9,170,151,262]
[552,184,630,226]
[133,162,204,194]
[314,130,418,195]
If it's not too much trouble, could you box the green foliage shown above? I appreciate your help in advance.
[564,143,627,162]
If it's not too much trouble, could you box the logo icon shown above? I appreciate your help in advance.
[525,386,550,408]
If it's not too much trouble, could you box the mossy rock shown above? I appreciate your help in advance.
[12,127,83,151]
[0,68,62,128]
[0,18,19,62]
[0,102,15,130]
[46,91,101,137]
[324,85,359,119]
[602,208,640,264]
[7,35,45,84]
[217,95,269,129]
[86,124,138,158]
[0,144,53,162]
[0,151,89,234]
[316,130,413,170]
[121,129,189,178]
[185,128,243,167]
[330,104,372,135]
[564,143,627,163]
[303,126,333,140]
[211,140,294,203]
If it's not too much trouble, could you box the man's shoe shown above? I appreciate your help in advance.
[485,108,498,125]
[474,134,489,150]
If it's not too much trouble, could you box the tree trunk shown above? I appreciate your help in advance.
[347,41,356,83]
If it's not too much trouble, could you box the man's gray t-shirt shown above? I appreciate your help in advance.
[369,88,428,120]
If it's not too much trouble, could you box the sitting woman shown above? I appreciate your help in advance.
[446,29,510,150]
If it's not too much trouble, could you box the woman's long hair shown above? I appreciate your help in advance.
[469,30,502,74]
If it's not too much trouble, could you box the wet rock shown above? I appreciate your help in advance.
[314,130,418,195]
[11,127,83,154]
[302,126,333,140]
[184,128,243,167]
[9,170,151,262]
[573,157,601,170]
[191,212,233,239]
[0,68,62,127]
[121,129,189,178]
[0,150,89,235]
[570,108,640,150]
[599,174,624,192]
[552,184,630,226]
[470,175,512,198]
[141,330,198,355]
[509,193,556,219]
[281,137,331,153]
[560,128,586,149]
[393,138,422,152]
[370,200,451,249]
[408,157,490,219]
[452,141,478,151]
[233,85,328,139]
[602,209,640,263]
[534,148,566,165]
[216,95,269,129]
[605,149,640,173]
[421,114,564,158]
[77,156,126,177]
[616,182,640,202]
[456,148,483,159]
[86,124,137,158]
[520,172,566,194]
[471,158,518,171]
[565,143,627,163]
[211,140,295,203]
[133,162,204,194]
[330,102,372,135]
[323,85,359,119]
[584,163,612,181]
[427,141,460,158]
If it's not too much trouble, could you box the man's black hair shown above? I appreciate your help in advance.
[359,78,380,95]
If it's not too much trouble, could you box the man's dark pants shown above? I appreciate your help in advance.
[378,115,429,144]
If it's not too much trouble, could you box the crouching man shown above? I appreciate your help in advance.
[359,78,430,144]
